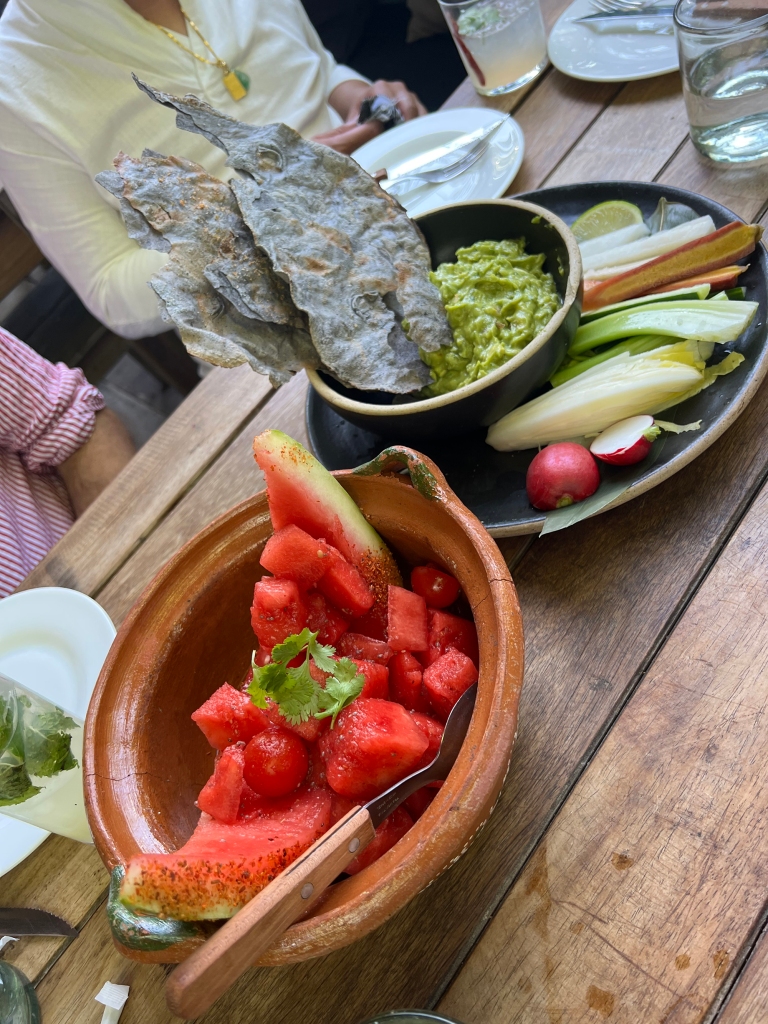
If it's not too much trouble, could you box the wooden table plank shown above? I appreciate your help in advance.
[1,837,108,984]
[715,928,768,1024]
[440,472,768,1024]
[545,74,689,185]
[16,364,274,598]
[657,139,768,221]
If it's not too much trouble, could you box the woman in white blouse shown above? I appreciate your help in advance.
[0,0,425,339]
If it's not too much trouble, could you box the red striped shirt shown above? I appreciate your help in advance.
[0,328,104,597]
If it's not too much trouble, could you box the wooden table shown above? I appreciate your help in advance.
[5,5,768,1019]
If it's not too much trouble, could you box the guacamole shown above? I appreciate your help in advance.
[421,238,561,398]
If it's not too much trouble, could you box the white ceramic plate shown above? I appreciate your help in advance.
[548,0,679,82]
[0,588,116,877]
[352,108,525,217]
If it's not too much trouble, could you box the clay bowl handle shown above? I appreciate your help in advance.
[351,445,451,502]
[165,806,376,1019]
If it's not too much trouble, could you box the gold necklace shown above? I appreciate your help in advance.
[155,5,250,101]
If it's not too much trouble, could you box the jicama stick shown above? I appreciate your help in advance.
[581,216,715,273]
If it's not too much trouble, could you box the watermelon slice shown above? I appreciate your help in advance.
[317,547,375,618]
[191,683,269,750]
[389,651,430,713]
[337,632,393,664]
[252,431,401,614]
[350,658,390,701]
[422,610,479,668]
[260,525,331,588]
[305,591,349,645]
[250,577,308,648]
[196,744,245,825]
[120,787,332,920]
[423,647,478,721]
[320,698,428,801]
[387,585,428,651]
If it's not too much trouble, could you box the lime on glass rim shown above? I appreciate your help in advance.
[571,200,644,242]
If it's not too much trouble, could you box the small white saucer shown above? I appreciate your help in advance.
[548,0,679,82]
[0,588,116,877]
[352,108,525,217]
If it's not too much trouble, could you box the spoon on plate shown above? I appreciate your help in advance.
[165,683,478,1020]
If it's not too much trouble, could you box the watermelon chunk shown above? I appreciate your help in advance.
[264,696,327,743]
[120,787,332,920]
[260,525,331,588]
[317,547,375,618]
[320,698,428,801]
[337,632,393,664]
[196,744,244,825]
[191,683,269,750]
[389,651,430,713]
[346,806,413,875]
[305,590,350,645]
[387,585,428,651]
[252,431,401,614]
[423,647,478,720]
[409,711,444,770]
[351,658,389,701]
[422,610,479,667]
[250,577,308,648]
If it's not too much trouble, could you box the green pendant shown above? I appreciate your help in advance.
[234,69,250,93]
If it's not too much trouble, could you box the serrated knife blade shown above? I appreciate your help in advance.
[0,908,78,937]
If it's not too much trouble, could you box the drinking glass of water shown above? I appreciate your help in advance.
[675,0,768,163]
[438,0,548,96]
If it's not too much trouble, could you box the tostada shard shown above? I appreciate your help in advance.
[97,152,318,387]
[106,77,452,393]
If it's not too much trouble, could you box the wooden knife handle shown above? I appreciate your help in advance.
[165,805,376,1019]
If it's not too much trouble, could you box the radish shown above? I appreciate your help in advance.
[526,443,600,511]
[590,415,661,466]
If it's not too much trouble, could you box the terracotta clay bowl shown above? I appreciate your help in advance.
[306,198,583,441]
[84,446,524,966]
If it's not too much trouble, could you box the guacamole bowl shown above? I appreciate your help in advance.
[306,198,582,441]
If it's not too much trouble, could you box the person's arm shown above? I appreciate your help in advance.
[0,108,168,340]
[57,407,135,516]
[0,329,134,515]
[316,78,428,153]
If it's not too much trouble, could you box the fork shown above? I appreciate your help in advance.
[382,140,491,198]
[590,0,673,13]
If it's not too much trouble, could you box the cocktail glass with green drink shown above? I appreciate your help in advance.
[0,671,91,843]
[438,0,547,96]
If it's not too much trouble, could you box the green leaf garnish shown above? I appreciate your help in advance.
[247,630,365,728]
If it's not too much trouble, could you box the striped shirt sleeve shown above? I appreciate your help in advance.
[0,327,105,474]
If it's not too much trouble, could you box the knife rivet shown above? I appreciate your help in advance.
[349,838,360,853]
[301,883,314,900]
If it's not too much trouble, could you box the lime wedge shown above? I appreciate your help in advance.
[571,201,644,242]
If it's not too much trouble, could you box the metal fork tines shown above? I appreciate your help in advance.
[590,0,670,12]
[383,141,491,198]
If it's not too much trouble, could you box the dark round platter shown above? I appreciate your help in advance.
[306,181,768,536]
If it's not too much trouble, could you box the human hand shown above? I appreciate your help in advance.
[328,78,427,125]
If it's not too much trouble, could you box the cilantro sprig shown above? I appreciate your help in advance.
[247,628,365,728]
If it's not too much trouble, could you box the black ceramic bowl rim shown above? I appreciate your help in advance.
[305,198,583,420]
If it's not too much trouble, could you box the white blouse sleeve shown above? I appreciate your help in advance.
[0,109,168,340]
